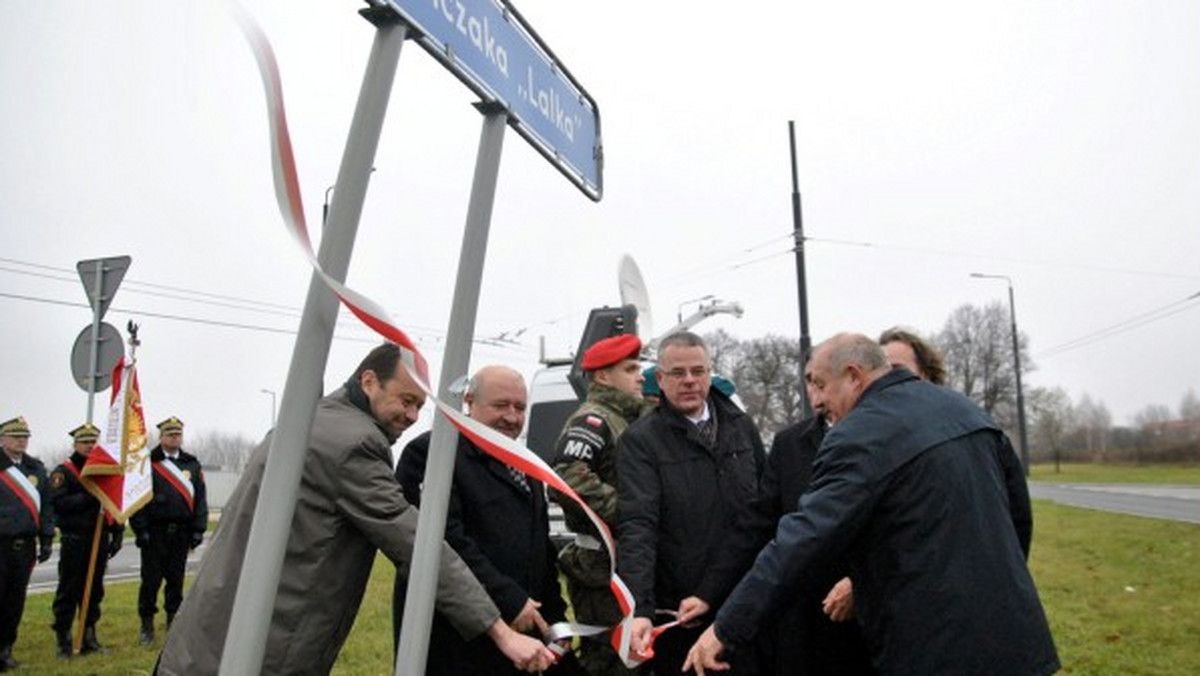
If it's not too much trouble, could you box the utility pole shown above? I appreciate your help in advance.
[789,121,813,418]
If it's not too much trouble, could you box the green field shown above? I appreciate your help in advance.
[1031,462,1200,485]
[13,499,1200,675]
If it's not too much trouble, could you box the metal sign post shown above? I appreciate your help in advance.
[75,255,131,422]
[396,105,507,676]
[219,11,408,674]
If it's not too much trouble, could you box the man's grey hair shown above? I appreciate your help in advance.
[656,331,708,362]
[823,333,890,375]
[465,365,526,400]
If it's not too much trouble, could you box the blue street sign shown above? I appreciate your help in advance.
[380,0,603,200]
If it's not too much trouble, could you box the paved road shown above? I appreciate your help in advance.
[1029,482,1200,524]
[27,483,1196,591]
[28,536,209,595]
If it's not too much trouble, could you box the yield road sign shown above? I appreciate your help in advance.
[77,256,131,321]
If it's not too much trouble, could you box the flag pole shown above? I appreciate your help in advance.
[74,322,138,652]
[73,511,106,653]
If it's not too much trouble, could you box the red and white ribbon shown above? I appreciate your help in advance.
[228,4,663,667]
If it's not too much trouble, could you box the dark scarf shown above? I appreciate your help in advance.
[344,375,397,442]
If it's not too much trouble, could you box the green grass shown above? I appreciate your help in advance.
[1031,462,1200,485]
[1030,501,1199,675]
[14,500,1200,675]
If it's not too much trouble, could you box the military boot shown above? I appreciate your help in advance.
[81,626,107,655]
[139,617,155,645]
[0,643,19,671]
[166,612,176,630]
[55,629,73,659]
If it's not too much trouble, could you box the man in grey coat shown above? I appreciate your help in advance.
[156,343,554,675]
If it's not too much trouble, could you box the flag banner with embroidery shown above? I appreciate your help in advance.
[81,357,153,524]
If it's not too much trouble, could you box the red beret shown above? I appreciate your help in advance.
[581,334,642,371]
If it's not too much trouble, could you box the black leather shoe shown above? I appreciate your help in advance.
[0,644,19,670]
[81,626,106,655]
[55,631,73,659]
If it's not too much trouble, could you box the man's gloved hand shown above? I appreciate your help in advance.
[108,534,124,559]
[135,531,150,549]
[189,532,204,550]
[38,542,53,563]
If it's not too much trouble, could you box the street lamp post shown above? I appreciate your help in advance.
[676,295,714,323]
[260,388,277,428]
[970,273,1030,476]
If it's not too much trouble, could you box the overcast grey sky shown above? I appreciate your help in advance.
[1,0,1197,456]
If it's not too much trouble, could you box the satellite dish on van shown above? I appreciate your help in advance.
[618,254,654,343]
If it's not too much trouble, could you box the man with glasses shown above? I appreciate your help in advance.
[617,332,765,674]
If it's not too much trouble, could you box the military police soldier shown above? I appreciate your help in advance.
[0,416,54,672]
[549,334,645,674]
[129,417,207,645]
[48,423,125,659]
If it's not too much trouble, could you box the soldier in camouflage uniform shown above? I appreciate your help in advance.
[550,334,645,674]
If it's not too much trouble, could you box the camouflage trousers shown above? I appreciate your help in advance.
[565,575,644,676]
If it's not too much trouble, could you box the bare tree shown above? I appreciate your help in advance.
[189,430,257,472]
[935,301,1034,431]
[1181,389,1200,447]
[733,335,803,438]
[702,328,742,377]
[1028,386,1073,466]
[702,331,803,441]
[1074,394,1111,460]
[1180,388,1200,421]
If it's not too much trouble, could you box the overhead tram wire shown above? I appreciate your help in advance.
[0,256,451,338]
[1035,291,1200,359]
[650,231,1199,298]
[0,257,298,312]
[803,236,1200,282]
[0,290,536,356]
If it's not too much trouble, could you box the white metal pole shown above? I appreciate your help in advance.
[219,15,407,675]
[396,105,508,676]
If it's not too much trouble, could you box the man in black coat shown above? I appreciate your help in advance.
[48,423,124,658]
[0,416,54,673]
[394,365,566,675]
[696,376,873,676]
[617,332,766,674]
[130,417,208,645]
[685,333,1058,676]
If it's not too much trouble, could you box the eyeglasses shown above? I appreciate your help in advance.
[660,366,711,380]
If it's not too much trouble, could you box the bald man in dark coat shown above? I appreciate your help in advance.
[686,333,1058,676]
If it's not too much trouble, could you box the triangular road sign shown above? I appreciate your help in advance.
[77,256,131,321]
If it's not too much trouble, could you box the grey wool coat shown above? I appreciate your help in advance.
[156,387,499,676]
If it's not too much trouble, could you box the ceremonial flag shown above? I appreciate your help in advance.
[81,357,153,523]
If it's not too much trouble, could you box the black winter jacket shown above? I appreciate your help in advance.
[617,389,765,618]
[715,370,1057,676]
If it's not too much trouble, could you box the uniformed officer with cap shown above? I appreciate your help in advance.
[48,423,125,659]
[129,416,208,645]
[548,334,646,674]
[0,416,54,672]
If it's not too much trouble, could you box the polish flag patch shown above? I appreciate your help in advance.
[585,415,604,428]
